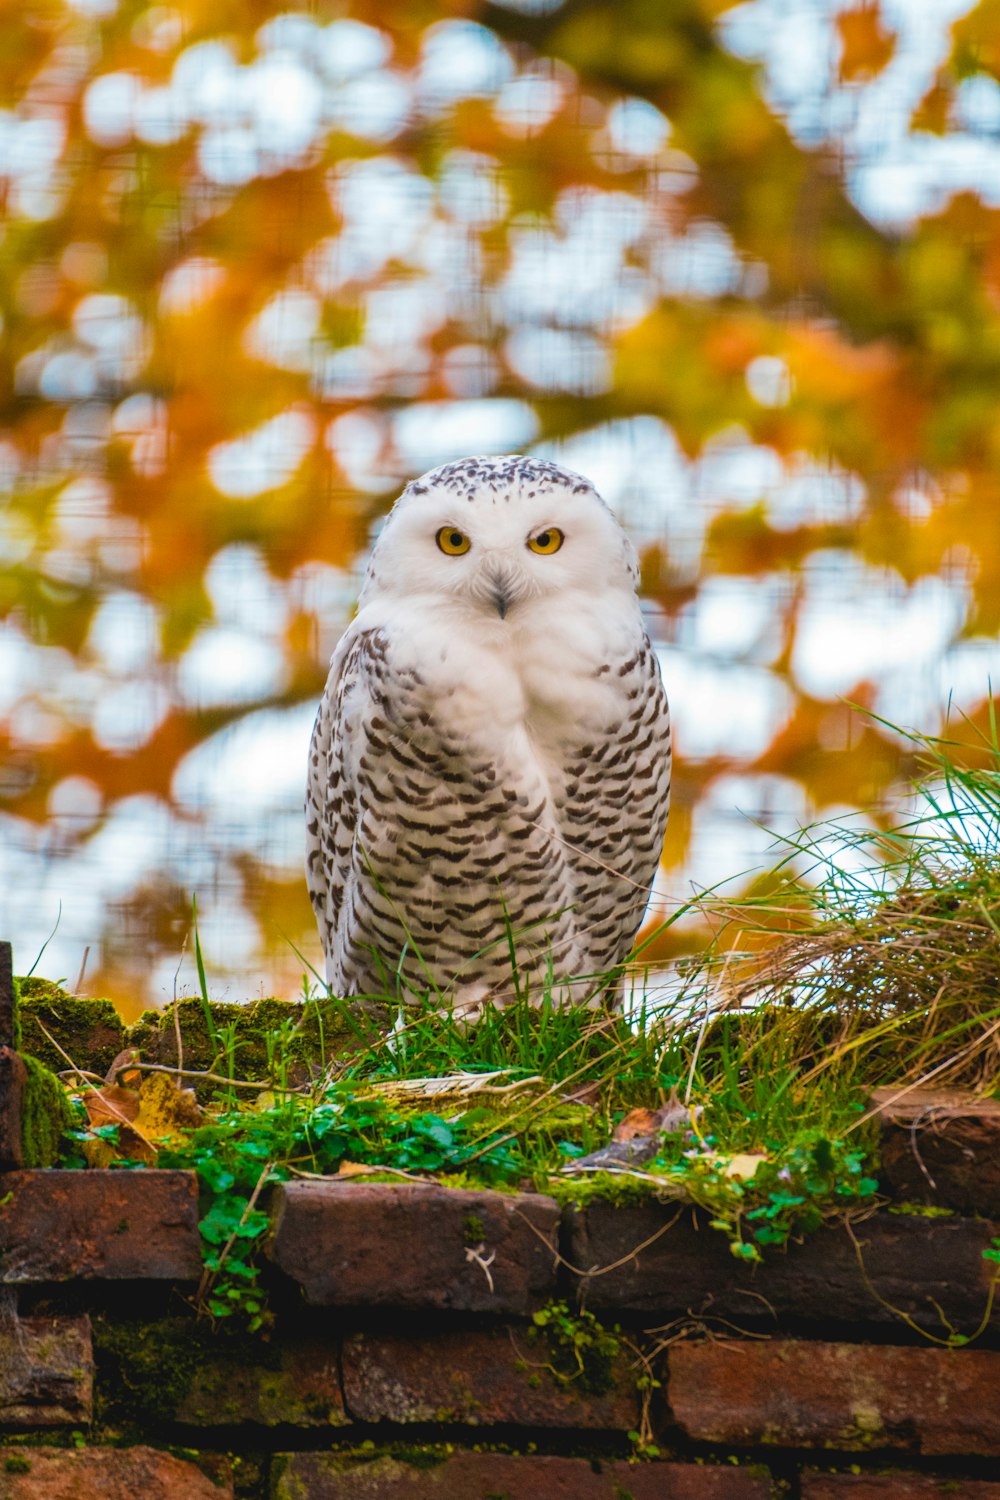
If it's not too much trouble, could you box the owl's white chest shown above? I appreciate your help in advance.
[371,591,640,781]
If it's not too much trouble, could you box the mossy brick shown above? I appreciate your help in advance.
[271,1451,771,1499]
[565,1202,1000,1333]
[96,1317,348,1428]
[125,995,375,1097]
[0,1446,232,1499]
[268,1182,559,1311]
[20,1056,75,1169]
[0,944,14,1049]
[17,986,125,1078]
[873,1086,1000,1216]
[670,1339,1000,1455]
[0,1048,26,1170]
[802,1476,1000,1498]
[0,1170,201,1282]
[15,987,374,1096]
[342,1325,639,1428]
[0,1314,92,1425]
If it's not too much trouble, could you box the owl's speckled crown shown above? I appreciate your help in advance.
[402,454,599,504]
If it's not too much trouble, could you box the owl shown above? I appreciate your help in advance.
[306,455,671,1018]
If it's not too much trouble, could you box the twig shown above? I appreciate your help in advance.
[74,946,89,995]
[286,1164,434,1182]
[464,1242,496,1293]
[122,1060,302,1092]
[513,1202,684,1279]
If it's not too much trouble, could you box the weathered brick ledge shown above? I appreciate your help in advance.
[4,958,1000,1498]
[0,1163,999,1497]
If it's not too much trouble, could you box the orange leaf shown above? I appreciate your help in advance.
[837,5,897,82]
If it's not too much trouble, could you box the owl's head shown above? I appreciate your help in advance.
[360,455,640,620]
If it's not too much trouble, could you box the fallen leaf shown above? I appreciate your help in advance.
[721,1153,768,1181]
[80,1126,157,1169]
[613,1099,701,1141]
[613,1107,663,1141]
[134,1071,204,1139]
[83,1084,140,1129]
[335,1160,378,1178]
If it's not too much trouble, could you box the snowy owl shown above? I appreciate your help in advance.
[306,454,671,1017]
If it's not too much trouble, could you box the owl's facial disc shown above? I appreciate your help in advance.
[359,455,641,621]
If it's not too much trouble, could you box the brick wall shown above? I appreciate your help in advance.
[3,962,1000,1498]
[0,1157,999,1499]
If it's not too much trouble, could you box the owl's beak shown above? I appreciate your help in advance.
[484,565,514,619]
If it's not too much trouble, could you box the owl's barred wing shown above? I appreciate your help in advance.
[554,633,671,979]
[305,628,368,967]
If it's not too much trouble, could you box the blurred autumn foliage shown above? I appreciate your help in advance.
[4,0,1000,1012]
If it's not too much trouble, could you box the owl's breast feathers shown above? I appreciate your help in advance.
[306,615,670,1005]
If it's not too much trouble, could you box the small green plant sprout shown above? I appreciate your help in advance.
[527,1301,622,1394]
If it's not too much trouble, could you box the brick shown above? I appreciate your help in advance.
[0,1446,232,1499]
[0,945,13,1051]
[96,1317,348,1427]
[670,1339,1000,1455]
[272,1451,770,1499]
[180,1337,347,1427]
[16,993,125,1082]
[268,1182,559,1311]
[874,1086,1000,1215]
[565,1203,1000,1333]
[0,1314,92,1425]
[0,1170,201,1282]
[0,1051,26,1171]
[802,1476,1000,1498]
[342,1325,639,1429]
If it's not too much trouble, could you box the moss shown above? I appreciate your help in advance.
[16,976,73,1003]
[462,1213,486,1243]
[4,1456,31,1474]
[15,984,381,1094]
[389,1447,450,1470]
[18,988,125,1078]
[544,1173,659,1210]
[124,995,379,1098]
[20,1054,75,1167]
[94,1317,245,1423]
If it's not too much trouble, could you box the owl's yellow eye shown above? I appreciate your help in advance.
[436,527,471,556]
[527,527,564,555]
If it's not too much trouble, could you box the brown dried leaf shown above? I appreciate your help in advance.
[83,1085,141,1129]
[613,1107,664,1141]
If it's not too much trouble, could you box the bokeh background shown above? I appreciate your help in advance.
[4,0,1000,1017]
